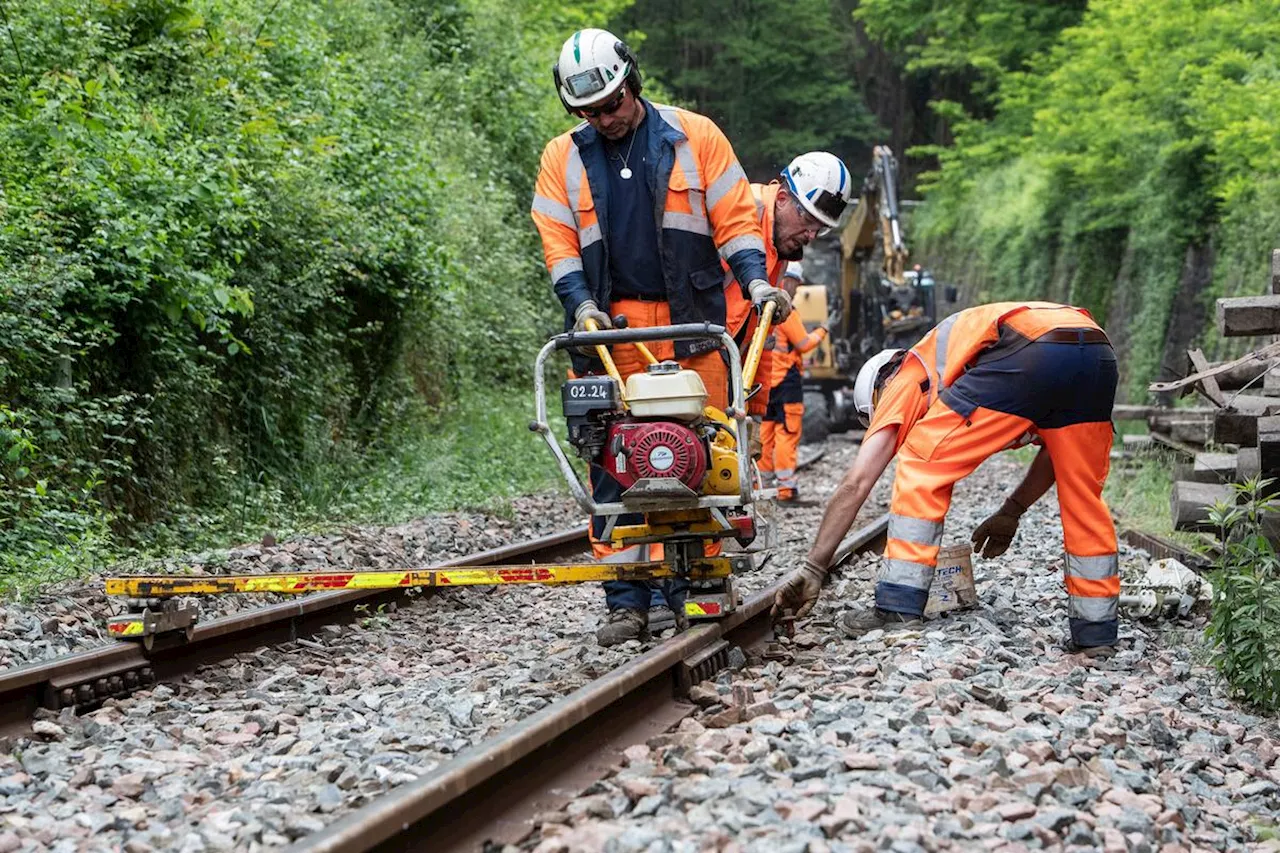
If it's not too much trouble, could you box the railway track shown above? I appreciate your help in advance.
[0,526,589,738]
[286,514,890,853]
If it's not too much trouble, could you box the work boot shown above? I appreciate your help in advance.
[839,605,921,638]
[1062,635,1116,660]
[778,489,820,508]
[673,601,689,633]
[597,609,649,646]
[648,603,677,633]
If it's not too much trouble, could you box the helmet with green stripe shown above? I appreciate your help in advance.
[553,29,643,112]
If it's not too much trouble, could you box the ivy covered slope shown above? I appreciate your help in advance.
[860,0,1280,401]
[0,0,616,580]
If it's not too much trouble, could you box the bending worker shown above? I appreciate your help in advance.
[773,301,1121,657]
[530,28,792,646]
[759,261,828,506]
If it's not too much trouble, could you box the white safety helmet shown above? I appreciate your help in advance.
[780,151,854,229]
[553,28,641,111]
[853,349,904,427]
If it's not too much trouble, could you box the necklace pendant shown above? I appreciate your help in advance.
[620,167,633,180]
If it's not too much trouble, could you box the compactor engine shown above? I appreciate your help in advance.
[562,363,739,501]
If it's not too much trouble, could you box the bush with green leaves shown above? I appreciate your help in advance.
[0,0,625,583]
[1205,478,1280,712]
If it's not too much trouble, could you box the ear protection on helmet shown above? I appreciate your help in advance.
[552,40,643,115]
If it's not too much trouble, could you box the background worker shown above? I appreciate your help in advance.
[773,301,1121,658]
[530,28,792,646]
[759,261,829,506]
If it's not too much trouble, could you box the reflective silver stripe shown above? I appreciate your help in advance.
[550,257,583,284]
[565,147,586,226]
[718,233,765,260]
[662,211,711,236]
[579,223,603,249]
[1069,595,1118,622]
[878,558,934,590]
[657,105,684,133]
[706,161,747,210]
[532,194,575,227]
[1066,553,1118,581]
[656,107,703,188]
[602,544,647,563]
[888,513,943,548]
[777,470,797,488]
[674,141,703,191]
[933,312,960,395]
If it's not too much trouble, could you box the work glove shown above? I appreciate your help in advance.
[771,557,827,620]
[573,300,612,334]
[971,497,1026,558]
[748,279,792,322]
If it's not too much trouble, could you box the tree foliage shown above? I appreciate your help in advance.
[882,0,1280,399]
[613,0,880,177]
[0,0,607,577]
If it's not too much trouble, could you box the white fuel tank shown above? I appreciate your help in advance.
[625,362,708,421]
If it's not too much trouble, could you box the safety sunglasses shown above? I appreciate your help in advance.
[577,87,628,119]
[792,197,832,237]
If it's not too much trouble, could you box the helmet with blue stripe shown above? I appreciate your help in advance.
[780,151,854,229]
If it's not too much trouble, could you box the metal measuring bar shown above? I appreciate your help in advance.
[104,558,737,599]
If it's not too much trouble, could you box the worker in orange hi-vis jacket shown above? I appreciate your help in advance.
[772,301,1121,659]
[530,28,793,647]
[720,152,854,448]
[758,261,828,506]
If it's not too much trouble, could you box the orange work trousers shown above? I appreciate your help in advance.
[760,402,803,498]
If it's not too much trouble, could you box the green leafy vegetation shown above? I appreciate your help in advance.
[0,0,611,588]
[1205,479,1280,711]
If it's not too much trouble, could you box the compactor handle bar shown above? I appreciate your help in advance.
[554,322,729,350]
[532,323,752,515]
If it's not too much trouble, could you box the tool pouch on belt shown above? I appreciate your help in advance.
[783,401,804,434]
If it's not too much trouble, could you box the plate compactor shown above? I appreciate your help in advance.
[103,307,778,646]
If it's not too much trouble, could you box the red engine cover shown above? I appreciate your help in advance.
[605,421,708,490]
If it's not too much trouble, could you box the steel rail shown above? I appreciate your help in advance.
[291,514,891,853]
[0,526,589,737]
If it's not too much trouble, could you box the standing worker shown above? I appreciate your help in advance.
[724,151,854,461]
[530,28,792,646]
[773,301,1121,658]
[759,261,828,506]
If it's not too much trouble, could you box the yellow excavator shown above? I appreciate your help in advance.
[791,145,956,442]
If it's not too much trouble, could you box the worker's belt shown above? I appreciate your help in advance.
[613,294,667,304]
[1035,328,1109,345]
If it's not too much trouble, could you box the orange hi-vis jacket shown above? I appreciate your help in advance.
[897,301,1101,413]
[531,100,768,373]
[767,313,827,390]
[867,301,1102,449]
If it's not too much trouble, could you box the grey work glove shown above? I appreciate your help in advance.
[771,557,827,620]
[971,497,1026,558]
[748,278,793,322]
[573,300,612,333]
